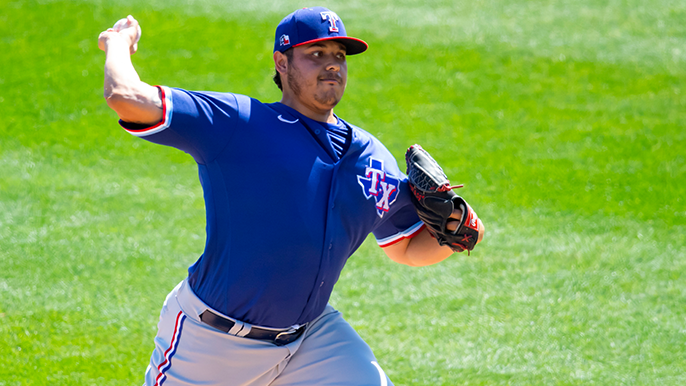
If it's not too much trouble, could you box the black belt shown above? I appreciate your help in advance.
[199,310,306,346]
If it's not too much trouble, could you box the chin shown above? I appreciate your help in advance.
[316,99,341,110]
[314,90,344,108]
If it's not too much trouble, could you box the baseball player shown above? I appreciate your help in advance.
[97,7,484,386]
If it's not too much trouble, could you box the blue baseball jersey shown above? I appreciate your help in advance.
[120,86,424,328]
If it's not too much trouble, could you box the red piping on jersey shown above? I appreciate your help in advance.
[123,86,167,133]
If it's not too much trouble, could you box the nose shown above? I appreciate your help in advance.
[326,61,340,72]
[325,53,341,72]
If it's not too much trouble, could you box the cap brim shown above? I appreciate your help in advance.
[293,36,368,55]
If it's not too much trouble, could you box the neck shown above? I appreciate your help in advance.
[280,93,337,123]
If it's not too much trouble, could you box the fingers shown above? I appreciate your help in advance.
[102,15,141,54]
[127,16,141,54]
[131,23,142,54]
[112,18,127,32]
[446,220,458,232]
[450,208,463,221]
[98,29,119,51]
[97,32,107,51]
[113,15,137,31]
[445,208,463,232]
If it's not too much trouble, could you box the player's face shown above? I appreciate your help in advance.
[287,41,348,111]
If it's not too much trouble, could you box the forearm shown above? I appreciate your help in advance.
[100,32,161,124]
[401,229,454,266]
[383,216,485,267]
[103,35,143,101]
[382,228,453,267]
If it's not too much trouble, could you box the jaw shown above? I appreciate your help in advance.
[281,67,346,121]
[313,83,345,108]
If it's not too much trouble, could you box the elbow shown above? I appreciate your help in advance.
[103,82,127,104]
[104,91,125,111]
[102,83,162,125]
[104,87,130,112]
[103,88,139,122]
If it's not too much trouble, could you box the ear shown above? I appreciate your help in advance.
[274,51,288,75]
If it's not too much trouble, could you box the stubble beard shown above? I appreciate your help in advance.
[287,63,342,109]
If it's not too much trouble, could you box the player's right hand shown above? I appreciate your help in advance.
[98,15,142,55]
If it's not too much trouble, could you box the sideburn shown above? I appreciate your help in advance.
[286,60,302,97]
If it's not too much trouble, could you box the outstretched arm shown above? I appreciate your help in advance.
[98,15,162,125]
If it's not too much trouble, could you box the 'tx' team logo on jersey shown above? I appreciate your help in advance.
[357,158,399,218]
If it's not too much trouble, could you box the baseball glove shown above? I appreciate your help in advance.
[405,144,481,253]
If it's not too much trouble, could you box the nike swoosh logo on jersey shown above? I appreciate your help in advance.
[277,115,299,124]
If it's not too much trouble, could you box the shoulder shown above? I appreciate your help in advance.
[342,119,372,142]
[343,119,402,174]
[169,88,271,121]
[169,87,252,106]
[344,120,389,152]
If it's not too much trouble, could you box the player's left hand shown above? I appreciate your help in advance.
[446,209,462,232]
[446,209,484,246]
[405,144,485,253]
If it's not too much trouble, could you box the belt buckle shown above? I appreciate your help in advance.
[273,327,302,346]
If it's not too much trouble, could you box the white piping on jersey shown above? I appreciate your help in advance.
[376,220,425,247]
[277,115,299,124]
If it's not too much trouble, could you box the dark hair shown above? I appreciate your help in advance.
[273,48,293,91]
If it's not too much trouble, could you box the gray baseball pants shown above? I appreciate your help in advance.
[144,279,394,386]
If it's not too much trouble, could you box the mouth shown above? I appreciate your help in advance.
[318,74,342,84]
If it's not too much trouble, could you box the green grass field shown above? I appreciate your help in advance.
[1,0,685,384]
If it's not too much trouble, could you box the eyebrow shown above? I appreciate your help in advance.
[308,42,347,52]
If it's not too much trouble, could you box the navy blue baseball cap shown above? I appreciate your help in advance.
[274,7,368,55]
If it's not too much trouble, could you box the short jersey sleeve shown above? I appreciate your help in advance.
[371,173,425,248]
[119,86,250,164]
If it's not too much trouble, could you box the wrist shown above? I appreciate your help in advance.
[99,31,132,54]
